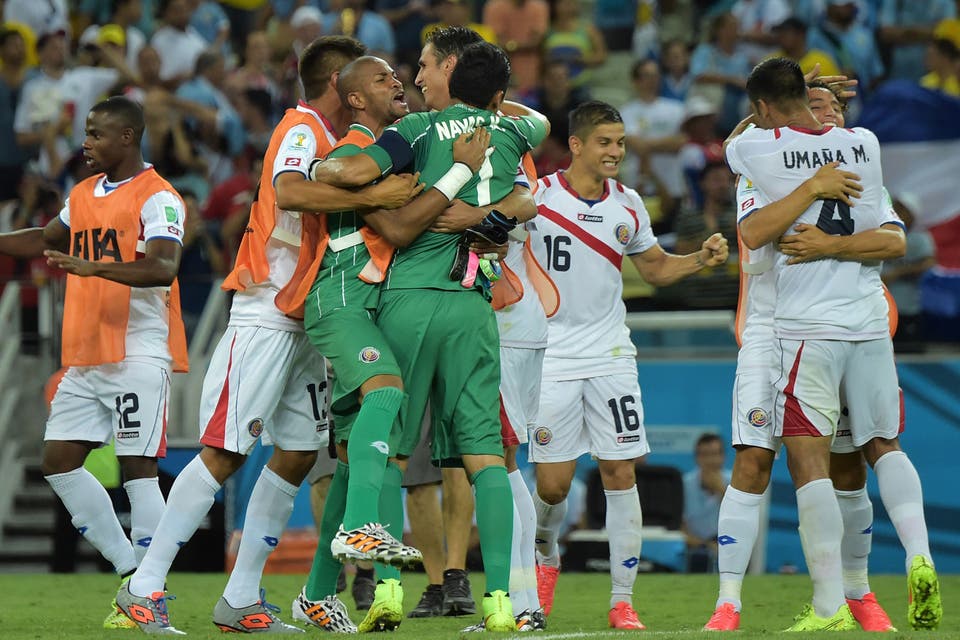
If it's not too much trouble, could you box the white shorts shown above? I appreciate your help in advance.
[199,326,329,454]
[831,387,905,454]
[730,339,778,450]
[530,373,650,463]
[773,338,900,447]
[45,358,172,458]
[499,346,544,447]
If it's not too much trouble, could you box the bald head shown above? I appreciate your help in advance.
[336,56,390,107]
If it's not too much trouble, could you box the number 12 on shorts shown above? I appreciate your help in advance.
[607,395,640,433]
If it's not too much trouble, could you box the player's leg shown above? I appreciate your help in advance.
[586,374,649,630]
[706,357,777,630]
[774,339,855,631]
[530,378,586,616]
[846,341,939,630]
[440,467,476,616]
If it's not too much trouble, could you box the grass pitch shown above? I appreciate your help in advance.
[0,571,953,639]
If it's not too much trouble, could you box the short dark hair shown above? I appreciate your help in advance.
[90,95,146,143]
[745,57,807,108]
[424,25,483,63]
[0,27,23,48]
[807,79,848,112]
[449,41,510,109]
[194,50,222,76]
[630,57,658,80]
[568,100,623,140]
[695,432,722,451]
[299,36,367,100]
[243,88,273,122]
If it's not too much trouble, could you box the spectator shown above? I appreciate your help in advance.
[730,0,791,64]
[151,0,209,86]
[323,0,396,61]
[543,0,608,91]
[422,0,497,46]
[289,5,324,59]
[808,1,885,94]
[177,189,227,340]
[593,0,638,51]
[0,28,29,201]
[235,88,274,154]
[682,433,730,573]
[219,0,268,55]
[202,155,261,259]
[660,38,693,102]
[483,0,550,92]
[189,0,232,55]
[77,0,157,38]
[655,0,694,50]
[879,0,956,82]
[921,28,960,95]
[772,17,841,76]
[377,0,431,68]
[677,96,723,209]
[226,30,281,113]
[3,0,69,43]
[883,193,937,348]
[142,90,209,198]
[106,0,148,69]
[527,59,577,176]
[690,13,751,134]
[620,58,686,199]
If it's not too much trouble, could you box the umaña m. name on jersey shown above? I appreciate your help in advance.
[726,125,903,341]
[531,171,657,381]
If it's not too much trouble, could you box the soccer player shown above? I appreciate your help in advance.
[528,100,728,630]
[0,96,188,630]
[115,37,422,634]
[724,57,940,631]
[278,54,491,633]
[311,40,550,632]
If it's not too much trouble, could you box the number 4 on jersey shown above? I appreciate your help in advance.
[816,199,854,236]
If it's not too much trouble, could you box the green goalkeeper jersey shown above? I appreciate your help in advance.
[363,103,546,293]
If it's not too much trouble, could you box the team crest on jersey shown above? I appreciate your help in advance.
[614,223,630,246]
[248,418,264,437]
[359,347,380,363]
[747,407,769,428]
[533,427,552,445]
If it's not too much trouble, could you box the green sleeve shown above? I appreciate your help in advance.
[327,143,362,160]
[515,115,548,149]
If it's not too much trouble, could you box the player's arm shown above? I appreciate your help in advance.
[430,185,536,234]
[275,172,421,212]
[498,101,551,138]
[0,217,69,258]
[311,121,423,187]
[45,238,182,287]
[628,233,728,287]
[739,162,863,250]
[778,222,906,264]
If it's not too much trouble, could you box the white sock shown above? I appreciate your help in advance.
[124,477,165,565]
[716,486,764,611]
[836,487,872,600]
[532,491,565,568]
[797,478,845,618]
[604,487,642,608]
[508,470,540,610]
[222,466,298,607]
[509,496,530,613]
[130,456,220,596]
[874,450,932,572]
[46,467,137,575]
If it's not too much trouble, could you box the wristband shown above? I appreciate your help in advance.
[479,258,501,282]
[432,162,474,201]
[461,251,480,288]
[308,158,323,181]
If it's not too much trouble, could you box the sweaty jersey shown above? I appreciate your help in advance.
[531,172,657,380]
[734,175,777,348]
[58,170,185,363]
[364,103,547,292]
[228,102,338,331]
[726,125,903,340]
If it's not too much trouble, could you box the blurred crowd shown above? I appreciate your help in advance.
[1,0,958,340]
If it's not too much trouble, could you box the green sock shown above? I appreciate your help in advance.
[305,462,349,601]
[343,387,403,530]
[471,465,513,593]
[374,461,404,581]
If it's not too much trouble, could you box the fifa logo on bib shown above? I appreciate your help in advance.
[614,223,630,246]
[359,347,381,363]
[747,407,769,428]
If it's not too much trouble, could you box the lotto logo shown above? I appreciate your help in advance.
[284,157,301,167]
[741,197,755,211]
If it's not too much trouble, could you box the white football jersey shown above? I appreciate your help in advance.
[495,233,549,348]
[228,103,338,332]
[727,125,903,340]
[531,171,658,380]
[734,175,776,349]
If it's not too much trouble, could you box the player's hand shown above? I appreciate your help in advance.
[803,63,858,100]
[452,127,491,173]
[430,199,486,233]
[698,232,728,268]
[807,162,862,206]
[701,469,727,496]
[779,223,836,264]
[468,238,508,260]
[44,250,98,277]
[367,173,424,209]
